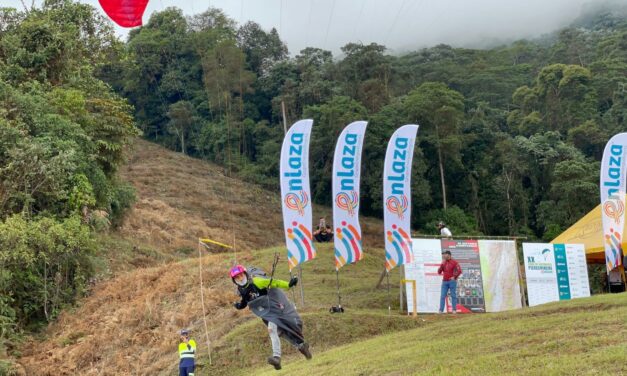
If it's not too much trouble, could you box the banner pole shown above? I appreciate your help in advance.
[386,270,391,316]
[298,265,305,308]
[399,266,404,314]
[514,241,527,308]
[335,269,342,308]
[607,273,610,293]
[289,270,297,304]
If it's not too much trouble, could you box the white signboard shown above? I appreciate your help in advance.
[523,243,590,307]
[405,239,442,313]
[565,244,591,299]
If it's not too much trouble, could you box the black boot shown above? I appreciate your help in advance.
[267,356,282,370]
[298,342,312,360]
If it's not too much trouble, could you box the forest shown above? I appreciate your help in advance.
[98,2,627,238]
[0,0,625,345]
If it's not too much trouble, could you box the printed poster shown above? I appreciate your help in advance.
[442,239,485,313]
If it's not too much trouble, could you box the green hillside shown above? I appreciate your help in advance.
[247,293,627,376]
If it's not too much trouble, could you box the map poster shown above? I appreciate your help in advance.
[441,239,485,313]
[478,240,522,312]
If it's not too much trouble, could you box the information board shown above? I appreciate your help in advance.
[522,243,589,307]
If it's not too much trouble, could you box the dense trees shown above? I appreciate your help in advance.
[0,2,139,339]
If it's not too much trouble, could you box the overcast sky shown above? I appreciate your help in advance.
[5,0,598,55]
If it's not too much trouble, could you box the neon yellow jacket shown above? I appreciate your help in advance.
[179,339,196,366]
[252,277,289,290]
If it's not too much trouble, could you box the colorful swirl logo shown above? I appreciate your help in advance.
[285,190,309,216]
[335,191,359,217]
[386,195,408,220]
[286,220,315,270]
[603,199,624,224]
[334,220,363,269]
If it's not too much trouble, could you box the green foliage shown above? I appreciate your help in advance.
[0,0,139,342]
[108,180,137,228]
[68,174,97,213]
[0,214,95,336]
[420,206,481,236]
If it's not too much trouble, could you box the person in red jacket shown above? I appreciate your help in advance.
[438,250,462,313]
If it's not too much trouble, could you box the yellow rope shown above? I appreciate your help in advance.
[198,241,213,366]
[199,238,233,249]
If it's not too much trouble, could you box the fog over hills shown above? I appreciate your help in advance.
[4,0,626,55]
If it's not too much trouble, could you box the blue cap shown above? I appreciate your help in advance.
[180,329,190,336]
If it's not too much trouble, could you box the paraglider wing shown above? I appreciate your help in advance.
[98,0,149,28]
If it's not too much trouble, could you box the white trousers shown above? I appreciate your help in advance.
[268,321,281,357]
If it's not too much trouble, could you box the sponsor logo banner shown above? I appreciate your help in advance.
[600,133,627,272]
[333,121,367,270]
[383,124,419,271]
[280,120,316,270]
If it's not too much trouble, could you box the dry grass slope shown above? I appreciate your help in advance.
[118,139,285,252]
[20,253,245,375]
[119,139,383,252]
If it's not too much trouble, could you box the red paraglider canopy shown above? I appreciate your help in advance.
[98,0,149,28]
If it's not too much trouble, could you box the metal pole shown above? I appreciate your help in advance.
[289,270,297,304]
[298,265,305,307]
[399,267,404,314]
[335,269,342,308]
[411,280,417,316]
[400,280,417,316]
[386,270,391,316]
[607,273,610,293]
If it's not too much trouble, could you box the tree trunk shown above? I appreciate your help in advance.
[503,169,515,235]
[44,262,48,321]
[435,124,447,210]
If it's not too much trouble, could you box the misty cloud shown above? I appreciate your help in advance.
[3,0,613,55]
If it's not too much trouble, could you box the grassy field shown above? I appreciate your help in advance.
[244,293,627,376]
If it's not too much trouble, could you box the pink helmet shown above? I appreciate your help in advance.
[229,265,247,278]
